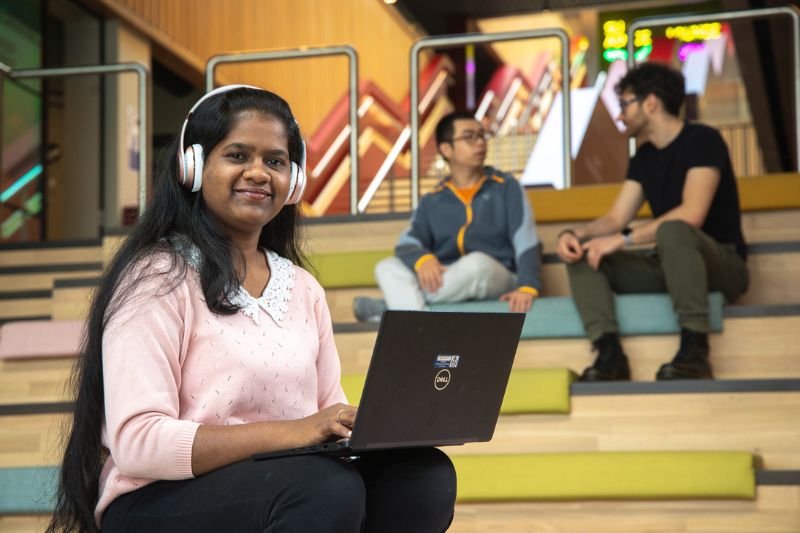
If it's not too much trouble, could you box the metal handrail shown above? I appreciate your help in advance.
[410,29,571,209]
[626,6,800,170]
[357,64,451,213]
[0,62,150,218]
[206,46,359,215]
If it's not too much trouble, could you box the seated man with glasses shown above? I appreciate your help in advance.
[354,111,543,321]
[556,62,748,382]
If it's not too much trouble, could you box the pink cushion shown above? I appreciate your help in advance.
[0,320,84,359]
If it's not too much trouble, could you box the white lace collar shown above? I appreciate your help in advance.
[170,236,296,325]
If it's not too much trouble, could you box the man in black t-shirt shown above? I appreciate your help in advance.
[556,62,749,381]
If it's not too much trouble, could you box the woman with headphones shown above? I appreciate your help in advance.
[47,86,456,533]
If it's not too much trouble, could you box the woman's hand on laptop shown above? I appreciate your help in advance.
[301,403,357,443]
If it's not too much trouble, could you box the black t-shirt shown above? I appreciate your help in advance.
[627,122,747,258]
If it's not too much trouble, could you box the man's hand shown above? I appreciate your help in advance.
[500,289,536,313]
[581,234,625,270]
[417,257,447,293]
[556,231,584,264]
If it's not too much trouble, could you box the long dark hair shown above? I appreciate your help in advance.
[47,88,307,532]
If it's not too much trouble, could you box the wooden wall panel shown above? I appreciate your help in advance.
[106,0,422,132]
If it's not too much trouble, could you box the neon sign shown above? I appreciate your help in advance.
[666,22,722,42]
[603,20,653,63]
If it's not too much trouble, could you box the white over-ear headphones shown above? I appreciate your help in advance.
[177,84,307,205]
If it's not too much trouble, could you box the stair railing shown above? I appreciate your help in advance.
[410,29,572,209]
[206,46,360,215]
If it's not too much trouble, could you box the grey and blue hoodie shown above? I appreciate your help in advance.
[395,166,542,292]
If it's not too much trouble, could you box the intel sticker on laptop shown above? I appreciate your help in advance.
[434,355,460,368]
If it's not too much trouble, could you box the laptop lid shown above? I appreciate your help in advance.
[348,310,524,452]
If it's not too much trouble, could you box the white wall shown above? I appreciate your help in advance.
[103,20,150,230]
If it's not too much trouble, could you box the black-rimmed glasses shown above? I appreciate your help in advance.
[618,96,641,111]
[448,130,493,144]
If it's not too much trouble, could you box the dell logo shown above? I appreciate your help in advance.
[434,369,451,391]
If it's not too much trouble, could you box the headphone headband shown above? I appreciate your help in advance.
[176,84,307,205]
[177,84,260,171]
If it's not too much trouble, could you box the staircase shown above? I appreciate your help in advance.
[1,177,799,532]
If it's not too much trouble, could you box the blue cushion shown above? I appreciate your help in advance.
[0,466,58,514]
[429,293,724,339]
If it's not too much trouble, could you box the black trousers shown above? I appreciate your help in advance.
[102,447,457,533]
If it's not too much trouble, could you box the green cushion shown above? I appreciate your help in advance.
[429,293,724,338]
[308,250,390,288]
[342,368,574,414]
[450,451,755,502]
[0,466,58,514]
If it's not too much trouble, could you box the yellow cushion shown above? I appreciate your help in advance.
[341,368,573,414]
[527,173,800,223]
[450,451,755,501]
[307,250,390,288]
[500,368,574,414]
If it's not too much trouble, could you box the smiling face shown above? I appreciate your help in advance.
[200,110,292,243]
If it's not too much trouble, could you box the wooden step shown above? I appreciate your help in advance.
[326,249,800,323]
[0,295,51,321]
[6,313,788,384]
[0,515,50,533]
[50,279,98,321]
[6,245,797,324]
[449,486,800,532]
[305,209,800,257]
[0,243,101,268]
[7,386,793,468]
[335,315,800,379]
[451,389,800,470]
[0,413,65,467]
[0,265,103,294]
[0,357,73,405]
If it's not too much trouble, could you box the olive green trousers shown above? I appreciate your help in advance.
[566,220,749,341]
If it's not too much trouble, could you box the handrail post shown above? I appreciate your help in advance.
[0,61,10,190]
[206,46,359,215]
[410,29,571,209]
[3,62,150,219]
[626,6,800,170]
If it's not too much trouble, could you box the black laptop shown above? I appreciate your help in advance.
[252,310,525,460]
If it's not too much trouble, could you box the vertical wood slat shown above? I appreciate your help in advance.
[109,0,421,132]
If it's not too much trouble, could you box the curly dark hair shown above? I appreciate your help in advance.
[615,62,686,117]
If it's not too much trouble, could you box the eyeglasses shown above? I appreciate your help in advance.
[618,96,641,111]
[448,130,493,144]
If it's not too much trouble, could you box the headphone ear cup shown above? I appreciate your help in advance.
[285,162,306,205]
[181,144,204,192]
[190,144,204,192]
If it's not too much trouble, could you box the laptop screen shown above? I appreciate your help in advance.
[349,310,525,451]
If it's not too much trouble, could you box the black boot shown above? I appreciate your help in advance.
[656,328,713,380]
[579,333,631,382]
